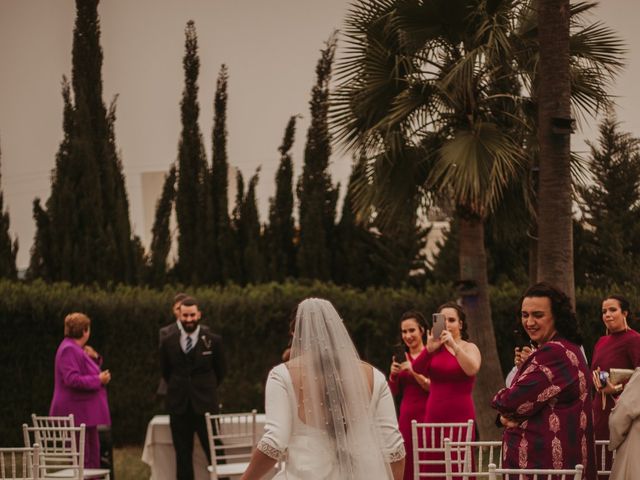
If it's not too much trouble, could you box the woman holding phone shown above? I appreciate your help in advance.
[388,310,430,480]
[413,302,481,477]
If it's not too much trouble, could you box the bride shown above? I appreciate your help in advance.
[241,298,406,480]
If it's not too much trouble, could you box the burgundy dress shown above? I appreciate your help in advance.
[388,349,430,480]
[591,328,640,439]
[413,346,476,479]
[492,337,596,480]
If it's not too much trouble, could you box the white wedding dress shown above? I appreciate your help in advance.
[256,363,405,480]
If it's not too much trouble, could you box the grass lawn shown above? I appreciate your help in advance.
[114,446,149,480]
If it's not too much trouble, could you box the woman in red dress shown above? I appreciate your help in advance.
[413,302,481,479]
[389,310,430,480]
[492,283,596,480]
[591,295,640,469]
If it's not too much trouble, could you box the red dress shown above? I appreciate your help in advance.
[492,337,596,480]
[414,346,476,479]
[591,328,640,440]
[388,349,429,480]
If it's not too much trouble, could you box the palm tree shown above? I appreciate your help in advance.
[333,0,624,437]
[530,0,624,300]
[334,0,528,438]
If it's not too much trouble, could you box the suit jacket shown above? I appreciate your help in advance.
[160,324,226,415]
[156,321,180,396]
[49,337,111,426]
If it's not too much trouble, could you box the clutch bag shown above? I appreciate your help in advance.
[609,368,635,385]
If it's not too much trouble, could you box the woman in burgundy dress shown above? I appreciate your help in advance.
[413,302,481,479]
[389,310,430,480]
[591,295,640,468]
[492,283,596,480]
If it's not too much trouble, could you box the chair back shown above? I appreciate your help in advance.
[205,410,258,480]
[31,414,75,430]
[411,419,474,479]
[595,439,615,478]
[487,463,584,480]
[0,445,40,480]
[22,423,85,479]
[444,439,502,479]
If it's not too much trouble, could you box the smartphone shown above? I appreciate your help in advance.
[393,345,407,363]
[432,313,445,338]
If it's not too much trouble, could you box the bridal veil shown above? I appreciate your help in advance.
[287,298,395,479]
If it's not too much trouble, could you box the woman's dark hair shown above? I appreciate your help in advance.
[437,302,469,341]
[519,282,583,345]
[604,294,635,323]
[398,310,429,344]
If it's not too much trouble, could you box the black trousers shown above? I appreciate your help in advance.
[169,403,212,480]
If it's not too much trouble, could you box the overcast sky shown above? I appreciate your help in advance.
[0,0,638,269]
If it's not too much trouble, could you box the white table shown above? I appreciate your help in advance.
[141,414,267,480]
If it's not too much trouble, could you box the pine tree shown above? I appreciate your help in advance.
[297,36,338,281]
[147,165,177,286]
[174,20,209,285]
[28,0,139,285]
[266,116,298,281]
[578,115,640,286]
[0,145,18,279]
[210,64,233,283]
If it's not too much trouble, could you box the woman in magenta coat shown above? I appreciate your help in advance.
[49,312,112,468]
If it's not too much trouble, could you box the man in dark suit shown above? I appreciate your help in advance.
[156,292,189,397]
[160,296,226,480]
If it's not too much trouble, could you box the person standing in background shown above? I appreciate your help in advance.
[591,295,640,441]
[492,283,596,480]
[49,312,111,468]
[388,310,430,480]
[414,302,480,479]
[160,296,226,480]
[156,292,189,397]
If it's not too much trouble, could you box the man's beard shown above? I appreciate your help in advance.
[181,321,198,333]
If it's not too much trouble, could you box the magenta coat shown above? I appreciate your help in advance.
[49,337,111,426]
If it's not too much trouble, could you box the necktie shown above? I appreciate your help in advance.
[185,335,193,353]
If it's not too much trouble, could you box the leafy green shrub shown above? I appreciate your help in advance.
[0,279,632,445]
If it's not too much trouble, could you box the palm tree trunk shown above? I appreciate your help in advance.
[458,214,504,440]
[536,0,575,302]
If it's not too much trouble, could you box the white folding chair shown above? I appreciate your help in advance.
[22,424,110,480]
[595,439,615,478]
[31,415,75,431]
[0,444,40,479]
[487,462,583,480]
[412,420,475,479]
[205,410,258,480]
[444,438,502,479]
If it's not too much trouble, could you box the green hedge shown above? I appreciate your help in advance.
[0,279,635,445]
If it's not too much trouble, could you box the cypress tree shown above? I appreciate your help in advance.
[174,20,209,285]
[231,170,265,285]
[0,145,18,279]
[578,115,640,285]
[333,155,384,288]
[231,172,246,284]
[28,0,139,285]
[147,165,177,286]
[242,171,266,284]
[210,64,233,283]
[297,36,338,281]
[266,116,298,281]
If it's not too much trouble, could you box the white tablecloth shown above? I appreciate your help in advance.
[141,414,267,480]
